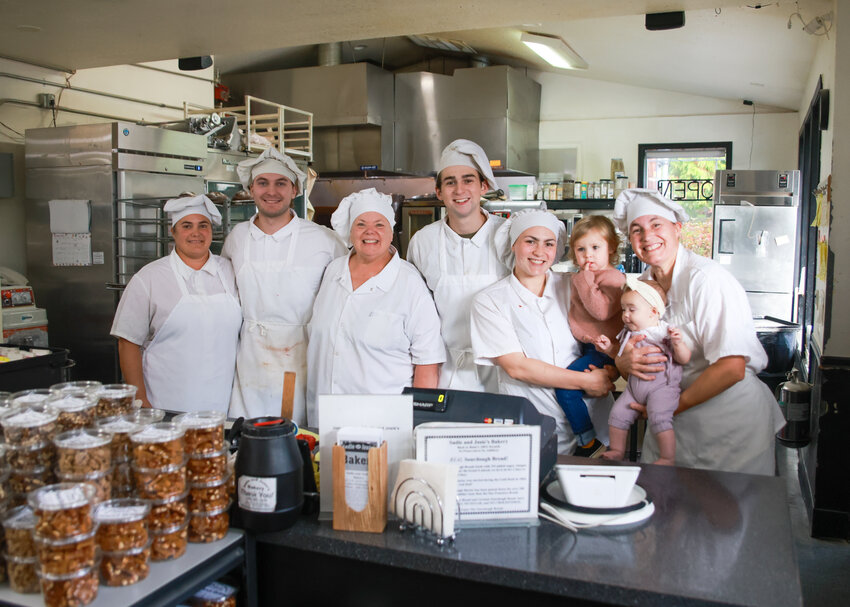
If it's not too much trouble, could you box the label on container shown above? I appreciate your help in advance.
[237,475,277,512]
[96,505,148,522]
[37,486,89,509]
[5,408,55,426]
[51,395,94,412]
[194,581,237,601]
[57,431,109,448]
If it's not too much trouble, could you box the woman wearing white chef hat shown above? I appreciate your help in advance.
[612,188,784,475]
[111,194,242,412]
[223,148,346,425]
[306,188,445,416]
[407,139,510,393]
[470,209,614,454]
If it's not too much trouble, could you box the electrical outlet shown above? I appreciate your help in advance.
[37,93,56,109]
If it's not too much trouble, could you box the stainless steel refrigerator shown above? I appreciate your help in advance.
[712,169,802,321]
[25,123,207,383]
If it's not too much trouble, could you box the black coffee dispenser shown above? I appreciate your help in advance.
[233,417,304,531]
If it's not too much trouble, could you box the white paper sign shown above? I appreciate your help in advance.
[52,233,92,266]
[415,424,540,524]
[317,394,413,517]
[48,199,91,233]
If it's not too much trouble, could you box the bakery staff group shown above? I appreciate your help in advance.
[111,140,782,477]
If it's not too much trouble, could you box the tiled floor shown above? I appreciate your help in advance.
[777,446,850,606]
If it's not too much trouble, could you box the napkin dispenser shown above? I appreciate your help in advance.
[555,465,640,509]
[404,387,557,482]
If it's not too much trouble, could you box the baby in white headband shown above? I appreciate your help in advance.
[595,277,691,465]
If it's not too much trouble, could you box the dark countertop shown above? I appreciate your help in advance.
[255,458,802,607]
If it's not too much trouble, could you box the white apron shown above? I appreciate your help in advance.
[640,311,784,475]
[143,254,242,413]
[229,225,324,424]
[434,225,500,392]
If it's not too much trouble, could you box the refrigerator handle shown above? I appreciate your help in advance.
[717,218,735,254]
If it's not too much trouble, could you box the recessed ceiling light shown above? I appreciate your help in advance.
[353,44,367,51]
[16,25,42,32]
[521,32,588,70]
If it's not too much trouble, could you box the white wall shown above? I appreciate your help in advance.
[532,71,799,182]
[0,58,213,275]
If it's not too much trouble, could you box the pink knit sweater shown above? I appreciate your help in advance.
[567,268,626,343]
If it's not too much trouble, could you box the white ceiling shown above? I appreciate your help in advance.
[1,0,834,111]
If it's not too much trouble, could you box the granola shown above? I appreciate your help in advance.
[40,565,99,607]
[9,466,55,495]
[3,505,37,557]
[133,461,187,499]
[174,411,226,455]
[188,503,230,543]
[6,554,40,593]
[46,391,98,433]
[7,441,56,469]
[99,543,151,586]
[94,384,137,419]
[93,499,149,551]
[1,404,60,446]
[94,416,140,462]
[150,520,188,561]
[29,484,96,539]
[130,423,185,468]
[188,473,231,513]
[56,472,111,504]
[147,492,189,532]
[187,448,229,483]
[54,429,113,475]
[35,530,97,575]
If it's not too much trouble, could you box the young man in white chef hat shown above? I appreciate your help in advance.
[224,148,347,425]
[111,195,242,413]
[406,139,510,392]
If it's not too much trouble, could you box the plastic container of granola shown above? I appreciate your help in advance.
[188,581,238,607]
[9,464,55,497]
[188,471,232,513]
[99,539,151,586]
[34,529,97,575]
[111,461,133,494]
[56,470,112,504]
[5,552,41,593]
[50,381,103,396]
[132,459,187,499]
[7,440,55,469]
[130,422,185,468]
[173,411,226,455]
[3,504,37,557]
[53,429,113,475]
[146,490,189,532]
[187,446,229,483]
[46,391,99,433]
[150,517,188,561]
[10,388,53,408]
[94,384,137,419]
[93,498,149,551]
[28,483,97,539]
[1,403,60,446]
[188,500,230,543]
[38,562,99,607]
[124,408,166,426]
[94,416,141,462]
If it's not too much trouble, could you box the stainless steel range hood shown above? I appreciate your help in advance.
[223,63,539,174]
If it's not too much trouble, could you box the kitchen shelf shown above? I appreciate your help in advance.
[546,199,615,210]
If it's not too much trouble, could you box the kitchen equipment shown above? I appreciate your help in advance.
[713,170,802,320]
[776,369,811,447]
[0,345,72,391]
[234,417,304,532]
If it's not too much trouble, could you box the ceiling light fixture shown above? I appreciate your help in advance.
[520,32,588,70]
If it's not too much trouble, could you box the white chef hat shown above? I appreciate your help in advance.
[612,188,689,233]
[624,275,666,315]
[236,147,307,192]
[163,194,222,226]
[494,209,567,269]
[330,188,396,246]
[437,139,499,193]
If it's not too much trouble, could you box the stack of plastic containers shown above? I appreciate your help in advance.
[53,429,114,503]
[1,401,60,506]
[92,384,138,419]
[175,412,231,543]
[93,497,151,586]
[2,505,37,592]
[129,422,188,561]
[46,389,99,433]
[28,483,99,606]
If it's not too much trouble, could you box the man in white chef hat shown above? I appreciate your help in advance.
[223,148,347,424]
[111,195,242,413]
[406,139,511,392]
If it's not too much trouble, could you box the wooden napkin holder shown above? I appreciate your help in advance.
[332,441,388,533]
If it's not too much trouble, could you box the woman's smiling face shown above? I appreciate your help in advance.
[629,215,681,268]
[512,226,557,279]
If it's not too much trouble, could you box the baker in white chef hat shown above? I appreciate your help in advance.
[163,194,222,226]
[330,187,395,248]
[494,208,567,269]
[236,147,307,193]
[436,139,500,194]
[611,188,689,234]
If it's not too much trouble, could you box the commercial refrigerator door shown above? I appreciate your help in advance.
[713,204,800,319]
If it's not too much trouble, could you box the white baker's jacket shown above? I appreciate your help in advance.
[306,250,446,425]
[471,271,613,454]
[407,212,509,392]
[639,245,784,475]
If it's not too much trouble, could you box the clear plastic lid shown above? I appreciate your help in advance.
[94,416,141,434]
[93,498,150,524]
[50,381,103,395]
[56,469,112,481]
[27,483,97,511]
[0,403,60,427]
[36,562,98,581]
[45,390,98,413]
[2,505,36,530]
[33,528,97,547]
[173,411,226,430]
[150,515,189,536]
[131,457,188,474]
[124,408,166,425]
[189,470,232,489]
[9,389,53,407]
[96,384,137,399]
[53,428,112,450]
[146,488,189,507]
[189,500,231,518]
[3,552,39,564]
[101,538,151,557]
[129,422,185,444]
[188,446,229,460]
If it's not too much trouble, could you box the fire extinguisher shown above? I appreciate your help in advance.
[775,369,811,447]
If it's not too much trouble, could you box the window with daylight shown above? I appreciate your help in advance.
[638,142,732,258]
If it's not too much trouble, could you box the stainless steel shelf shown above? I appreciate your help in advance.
[546,199,615,210]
